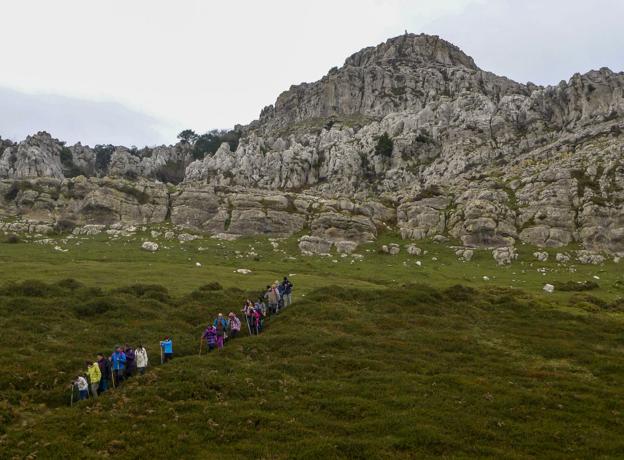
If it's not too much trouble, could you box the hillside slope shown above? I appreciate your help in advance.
[1,283,623,458]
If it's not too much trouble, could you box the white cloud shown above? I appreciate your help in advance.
[0,0,621,145]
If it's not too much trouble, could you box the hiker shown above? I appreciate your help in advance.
[267,284,278,314]
[160,337,173,362]
[74,375,89,401]
[282,276,293,307]
[214,313,228,350]
[135,344,148,375]
[251,303,261,334]
[86,360,101,399]
[124,344,136,379]
[202,324,217,352]
[111,346,127,385]
[228,312,241,339]
[96,353,111,394]
[242,301,254,335]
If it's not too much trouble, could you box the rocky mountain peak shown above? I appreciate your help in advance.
[343,33,479,71]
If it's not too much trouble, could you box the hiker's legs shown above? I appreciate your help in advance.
[164,353,173,362]
[216,336,224,350]
[208,344,215,352]
[138,367,145,375]
[98,379,108,394]
[115,369,124,384]
[79,389,88,400]
[230,329,238,339]
[90,383,99,398]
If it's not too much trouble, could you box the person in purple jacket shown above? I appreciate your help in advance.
[124,344,136,379]
[202,325,217,352]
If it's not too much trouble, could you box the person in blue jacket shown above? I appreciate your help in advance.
[160,337,173,362]
[110,346,126,386]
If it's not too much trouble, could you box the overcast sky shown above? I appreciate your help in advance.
[1,0,622,146]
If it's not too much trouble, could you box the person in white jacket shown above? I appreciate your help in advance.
[135,344,149,375]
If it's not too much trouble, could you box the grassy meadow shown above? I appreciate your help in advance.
[0,229,623,458]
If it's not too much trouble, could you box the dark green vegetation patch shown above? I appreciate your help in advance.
[0,280,623,458]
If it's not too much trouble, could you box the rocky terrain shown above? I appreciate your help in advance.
[1,33,623,257]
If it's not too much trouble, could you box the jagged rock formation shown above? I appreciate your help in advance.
[1,34,623,253]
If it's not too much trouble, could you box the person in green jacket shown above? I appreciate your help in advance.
[85,360,101,398]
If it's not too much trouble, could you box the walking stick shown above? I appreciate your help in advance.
[160,345,164,365]
[70,384,74,407]
[111,365,116,389]
[245,315,252,336]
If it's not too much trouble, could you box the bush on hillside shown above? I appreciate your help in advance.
[4,234,20,244]
[374,132,394,157]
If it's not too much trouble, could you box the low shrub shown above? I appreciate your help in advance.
[4,234,20,244]
[554,280,599,292]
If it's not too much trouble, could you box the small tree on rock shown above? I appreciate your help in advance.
[375,132,394,157]
[177,129,198,145]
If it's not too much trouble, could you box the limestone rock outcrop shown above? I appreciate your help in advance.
[1,34,623,255]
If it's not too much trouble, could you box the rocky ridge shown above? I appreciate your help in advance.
[1,34,623,257]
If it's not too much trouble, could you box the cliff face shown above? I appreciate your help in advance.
[1,34,623,253]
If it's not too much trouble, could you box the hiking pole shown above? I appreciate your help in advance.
[245,315,252,336]
[111,369,116,389]
[160,346,164,365]
[70,384,74,407]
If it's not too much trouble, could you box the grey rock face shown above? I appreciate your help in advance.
[1,34,624,254]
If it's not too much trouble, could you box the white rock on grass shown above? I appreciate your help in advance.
[492,247,517,265]
[178,233,199,242]
[576,250,605,265]
[235,268,252,274]
[195,262,202,267]
[543,284,555,293]
[164,231,175,240]
[556,253,570,263]
[533,251,549,262]
[335,240,358,254]
[406,244,422,256]
[211,233,240,241]
[141,241,159,252]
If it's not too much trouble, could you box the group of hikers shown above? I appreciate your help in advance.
[71,276,293,404]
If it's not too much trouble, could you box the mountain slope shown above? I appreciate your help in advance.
[1,34,623,254]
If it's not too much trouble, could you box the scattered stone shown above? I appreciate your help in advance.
[483,276,490,281]
[406,245,422,256]
[164,231,175,240]
[141,241,159,252]
[533,251,549,262]
[576,251,605,265]
[151,230,161,238]
[543,284,555,293]
[211,233,240,241]
[455,249,474,261]
[335,240,358,254]
[299,235,333,254]
[178,233,198,242]
[235,269,252,274]
[432,235,449,243]
[492,247,517,266]
[556,253,570,263]
[195,262,202,267]
[382,243,400,255]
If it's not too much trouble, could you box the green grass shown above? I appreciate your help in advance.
[0,231,623,457]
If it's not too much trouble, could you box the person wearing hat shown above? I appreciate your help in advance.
[228,312,241,339]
